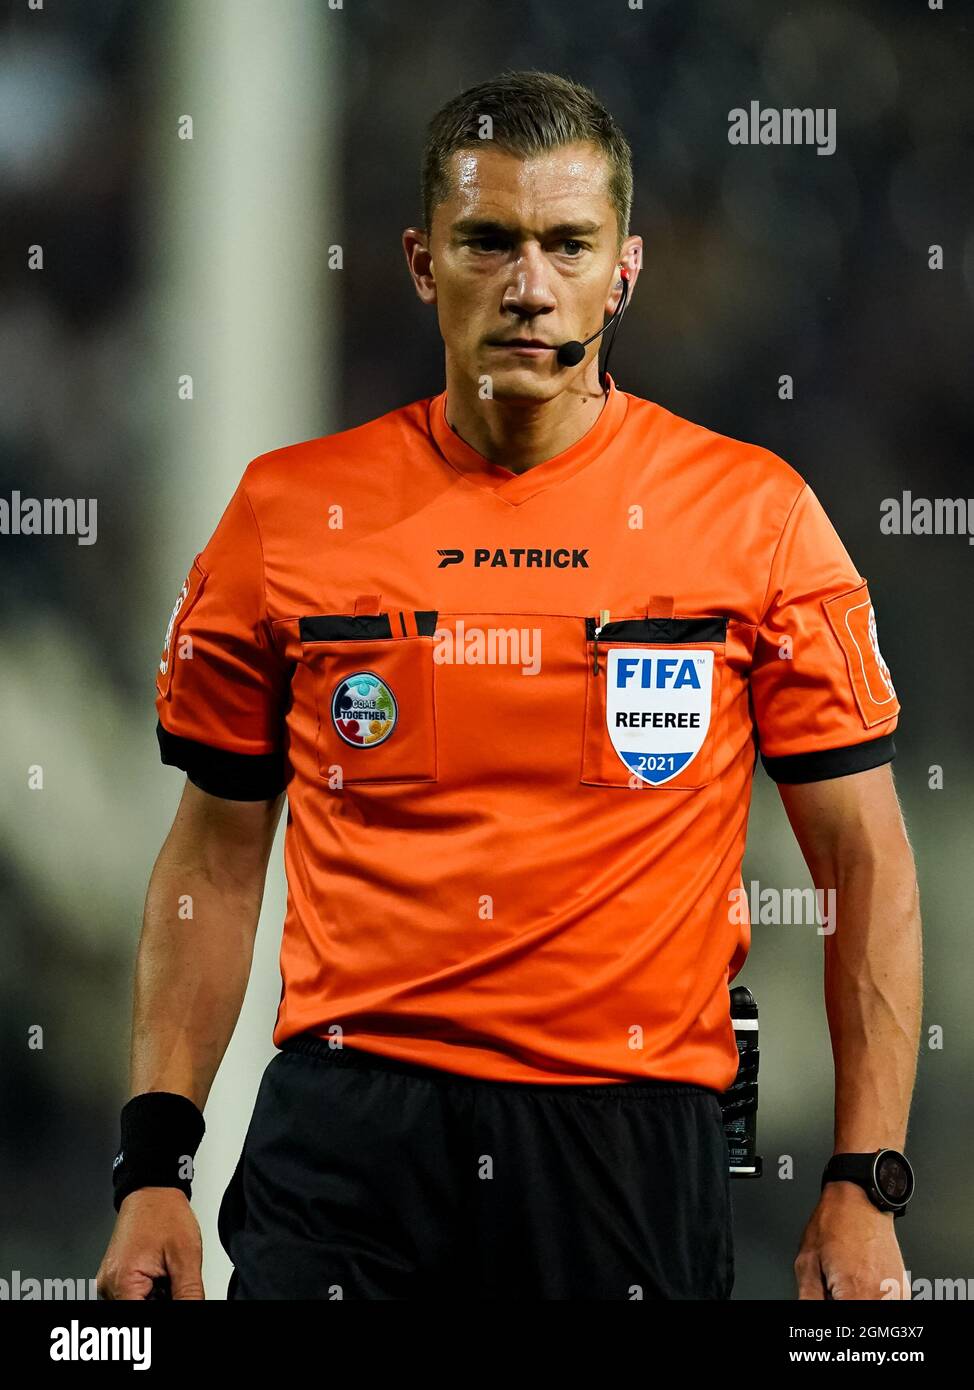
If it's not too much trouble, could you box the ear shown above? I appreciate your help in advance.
[615,235,644,305]
[403,228,436,305]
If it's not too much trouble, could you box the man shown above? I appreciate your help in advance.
[97,70,921,1301]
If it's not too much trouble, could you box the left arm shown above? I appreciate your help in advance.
[777,762,922,1300]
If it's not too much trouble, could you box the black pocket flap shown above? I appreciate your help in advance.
[585,615,728,643]
[300,610,439,641]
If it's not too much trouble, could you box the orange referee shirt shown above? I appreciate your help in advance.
[154,375,899,1089]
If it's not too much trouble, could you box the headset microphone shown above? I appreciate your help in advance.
[555,265,631,387]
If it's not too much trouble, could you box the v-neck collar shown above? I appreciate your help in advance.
[427,373,630,506]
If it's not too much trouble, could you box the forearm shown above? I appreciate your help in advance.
[128,836,265,1111]
[821,847,922,1153]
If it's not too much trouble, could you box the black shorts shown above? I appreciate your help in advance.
[217,1036,734,1300]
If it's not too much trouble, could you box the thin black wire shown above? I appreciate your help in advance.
[598,275,630,392]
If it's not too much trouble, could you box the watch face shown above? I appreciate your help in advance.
[875,1151,913,1205]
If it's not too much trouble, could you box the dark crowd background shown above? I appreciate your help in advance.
[0,0,971,1300]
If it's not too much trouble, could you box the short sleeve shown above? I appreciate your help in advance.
[154,474,288,799]
[751,484,900,784]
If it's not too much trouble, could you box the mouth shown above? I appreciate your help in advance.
[487,338,555,356]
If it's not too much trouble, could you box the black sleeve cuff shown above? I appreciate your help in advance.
[156,721,286,800]
[761,733,896,785]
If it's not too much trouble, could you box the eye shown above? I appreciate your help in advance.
[556,240,589,257]
[466,236,508,253]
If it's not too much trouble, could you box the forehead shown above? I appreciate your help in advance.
[439,140,613,227]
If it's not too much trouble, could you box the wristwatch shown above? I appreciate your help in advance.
[821,1149,915,1218]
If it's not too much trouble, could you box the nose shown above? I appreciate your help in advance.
[500,246,557,318]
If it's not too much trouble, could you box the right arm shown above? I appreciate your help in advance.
[130,780,284,1107]
[101,466,289,1298]
[96,780,284,1300]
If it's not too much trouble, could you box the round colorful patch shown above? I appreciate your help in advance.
[331,671,398,747]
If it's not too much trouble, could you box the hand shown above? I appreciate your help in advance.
[96,1188,205,1300]
[795,1181,909,1299]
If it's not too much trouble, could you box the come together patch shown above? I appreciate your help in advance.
[331,671,398,746]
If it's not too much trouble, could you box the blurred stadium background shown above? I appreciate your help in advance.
[0,0,971,1300]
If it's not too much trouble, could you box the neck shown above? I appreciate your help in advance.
[441,356,608,475]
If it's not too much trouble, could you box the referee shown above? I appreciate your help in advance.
[97,71,922,1301]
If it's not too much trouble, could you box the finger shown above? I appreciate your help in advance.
[166,1243,205,1300]
[96,1257,160,1301]
[111,1270,161,1300]
[794,1251,826,1300]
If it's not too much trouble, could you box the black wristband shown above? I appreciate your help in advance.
[112,1092,206,1213]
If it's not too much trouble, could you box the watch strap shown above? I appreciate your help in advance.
[822,1151,909,1217]
[822,1153,873,1187]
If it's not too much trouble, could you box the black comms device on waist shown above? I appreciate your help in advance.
[720,985,763,1178]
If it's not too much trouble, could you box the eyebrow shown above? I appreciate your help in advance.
[450,218,603,239]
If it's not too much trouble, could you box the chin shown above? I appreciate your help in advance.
[485,366,563,403]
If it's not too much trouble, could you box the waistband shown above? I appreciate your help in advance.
[278,1033,721,1099]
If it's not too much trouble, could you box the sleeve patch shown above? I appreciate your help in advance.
[156,557,207,700]
[822,582,899,729]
